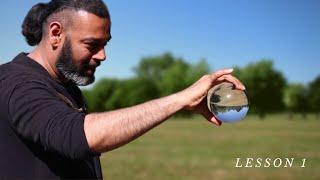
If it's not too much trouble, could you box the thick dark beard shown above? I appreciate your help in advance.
[55,39,95,86]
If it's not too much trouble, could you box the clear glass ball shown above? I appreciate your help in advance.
[207,82,249,122]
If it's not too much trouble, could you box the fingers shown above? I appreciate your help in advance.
[201,108,222,126]
[196,100,222,126]
[208,68,245,90]
[210,68,233,81]
[217,74,245,90]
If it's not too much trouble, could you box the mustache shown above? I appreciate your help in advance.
[82,61,101,69]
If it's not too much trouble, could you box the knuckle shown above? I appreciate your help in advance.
[201,74,211,81]
[212,70,226,80]
[211,73,218,80]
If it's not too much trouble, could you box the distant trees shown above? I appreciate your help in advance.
[134,53,175,82]
[283,84,309,119]
[234,60,286,119]
[82,78,120,112]
[134,53,210,96]
[105,78,159,108]
[308,76,320,117]
[281,77,320,119]
[82,53,319,120]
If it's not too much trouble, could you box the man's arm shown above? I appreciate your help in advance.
[84,69,245,153]
[84,93,183,153]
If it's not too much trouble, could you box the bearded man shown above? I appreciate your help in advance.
[0,0,244,179]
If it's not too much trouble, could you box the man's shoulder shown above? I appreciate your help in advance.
[0,64,60,103]
[0,61,47,85]
[0,60,60,111]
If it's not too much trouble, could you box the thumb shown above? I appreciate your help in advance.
[198,101,222,126]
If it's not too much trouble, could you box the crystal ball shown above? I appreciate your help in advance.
[207,82,249,122]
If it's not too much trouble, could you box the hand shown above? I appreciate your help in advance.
[178,68,245,126]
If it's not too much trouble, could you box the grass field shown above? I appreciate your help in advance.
[100,114,320,180]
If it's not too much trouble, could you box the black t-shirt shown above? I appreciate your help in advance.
[0,53,102,179]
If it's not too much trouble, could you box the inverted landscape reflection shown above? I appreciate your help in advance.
[210,104,249,122]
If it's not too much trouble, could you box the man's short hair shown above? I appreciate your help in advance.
[22,0,110,46]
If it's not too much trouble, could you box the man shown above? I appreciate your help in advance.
[0,0,245,179]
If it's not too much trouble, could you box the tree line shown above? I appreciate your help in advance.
[82,52,320,119]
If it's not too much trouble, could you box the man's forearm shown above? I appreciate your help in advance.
[84,92,185,153]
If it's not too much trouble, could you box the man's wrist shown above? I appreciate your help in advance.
[170,91,188,110]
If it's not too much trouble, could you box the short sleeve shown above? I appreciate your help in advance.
[8,80,99,160]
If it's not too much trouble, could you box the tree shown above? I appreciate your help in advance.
[308,75,320,118]
[133,52,175,81]
[159,60,190,96]
[133,53,210,116]
[234,60,287,119]
[283,84,309,119]
[134,53,210,95]
[82,78,120,112]
[105,78,160,109]
[185,59,210,86]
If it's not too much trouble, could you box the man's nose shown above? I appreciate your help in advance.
[93,48,106,61]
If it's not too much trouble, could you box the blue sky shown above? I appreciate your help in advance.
[1,0,319,85]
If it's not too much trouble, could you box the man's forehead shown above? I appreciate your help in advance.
[71,10,111,37]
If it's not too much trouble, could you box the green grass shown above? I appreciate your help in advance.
[100,114,320,180]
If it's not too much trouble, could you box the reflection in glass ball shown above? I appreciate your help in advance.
[207,82,249,122]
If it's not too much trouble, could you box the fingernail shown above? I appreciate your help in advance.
[217,120,222,126]
[227,68,233,73]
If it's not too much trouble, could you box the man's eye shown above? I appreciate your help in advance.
[86,44,97,51]
[85,42,106,52]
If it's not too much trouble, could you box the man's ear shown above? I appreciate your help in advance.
[48,21,63,49]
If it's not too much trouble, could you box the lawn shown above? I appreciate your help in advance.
[100,114,320,180]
